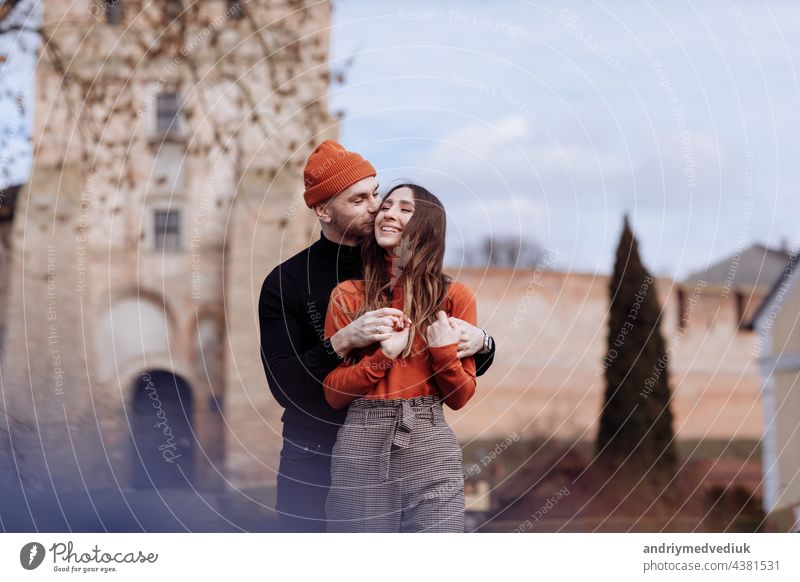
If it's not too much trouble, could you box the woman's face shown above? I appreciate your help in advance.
[375,187,415,250]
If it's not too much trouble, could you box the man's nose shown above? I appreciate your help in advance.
[367,195,381,214]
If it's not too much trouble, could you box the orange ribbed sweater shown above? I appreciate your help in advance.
[323,257,477,411]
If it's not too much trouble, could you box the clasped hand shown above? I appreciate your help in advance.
[380,310,459,359]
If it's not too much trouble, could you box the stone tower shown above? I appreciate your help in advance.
[1,0,336,495]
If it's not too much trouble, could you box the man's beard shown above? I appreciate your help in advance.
[332,214,374,240]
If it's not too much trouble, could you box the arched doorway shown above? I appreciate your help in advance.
[130,370,194,488]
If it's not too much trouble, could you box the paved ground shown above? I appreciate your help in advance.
[0,476,280,532]
[0,422,282,532]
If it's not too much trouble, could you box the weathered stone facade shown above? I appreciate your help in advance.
[1,0,334,493]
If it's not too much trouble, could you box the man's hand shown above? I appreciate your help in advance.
[330,307,410,357]
[448,317,487,358]
[426,311,460,349]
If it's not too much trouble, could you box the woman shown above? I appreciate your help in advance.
[322,183,479,533]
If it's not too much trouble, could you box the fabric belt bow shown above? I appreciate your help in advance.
[378,400,415,482]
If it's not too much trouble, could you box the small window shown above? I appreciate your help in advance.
[735,290,747,329]
[227,0,244,19]
[105,0,123,25]
[156,92,180,133]
[166,0,183,21]
[154,209,181,251]
[0,185,20,223]
[676,287,686,329]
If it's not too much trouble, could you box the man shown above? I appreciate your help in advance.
[259,140,497,532]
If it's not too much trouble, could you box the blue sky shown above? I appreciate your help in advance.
[329,0,800,278]
[0,0,39,192]
[2,1,799,279]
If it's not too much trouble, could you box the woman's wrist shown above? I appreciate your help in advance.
[380,345,399,360]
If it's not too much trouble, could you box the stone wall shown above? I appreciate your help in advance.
[447,267,766,445]
[1,0,336,493]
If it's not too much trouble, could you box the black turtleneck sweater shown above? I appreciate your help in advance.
[258,231,496,443]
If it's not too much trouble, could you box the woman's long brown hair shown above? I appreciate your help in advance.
[342,183,452,359]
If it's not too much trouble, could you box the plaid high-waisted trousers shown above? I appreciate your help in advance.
[325,395,465,532]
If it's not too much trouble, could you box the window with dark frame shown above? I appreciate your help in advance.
[166,0,183,22]
[676,287,687,330]
[105,0,123,24]
[227,0,244,19]
[735,290,747,329]
[154,208,181,252]
[156,92,180,133]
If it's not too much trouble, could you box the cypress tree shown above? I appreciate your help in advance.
[596,214,676,479]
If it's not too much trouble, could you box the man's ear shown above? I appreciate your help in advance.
[314,202,332,224]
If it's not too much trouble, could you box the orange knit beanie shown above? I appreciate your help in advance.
[303,140,377,208]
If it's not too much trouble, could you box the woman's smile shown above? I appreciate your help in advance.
[375,186,415,249]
